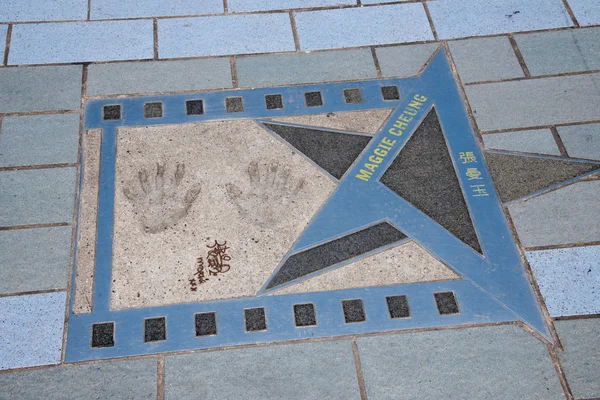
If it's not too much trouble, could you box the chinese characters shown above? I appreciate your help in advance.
[458,151,489,197]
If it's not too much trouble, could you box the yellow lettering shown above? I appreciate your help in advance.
[393,121,408,129]
[408,101,422,109]
[399,114,412,123]
[405,107,418,116]
[381,137,396,146]
[389,128,401,136]
[369,155,384,164]
[374,148,388,157]
[365,163,378,173]
[355,169,372,182]
[414,94,428,102]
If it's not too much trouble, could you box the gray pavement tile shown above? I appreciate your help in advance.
[515,28,600,76]
[527,245,600,317]
[164,341,361,400]
[429,0,573,39]
[228,0,354,12]
[0,226,72,294]
[357,325,564,400]
[237,49,377,87]
[555,318,600,399]
[568,0,600,26]
[0,357,157,398]
[558,123,600,160]
[482,129,560,155]
[0,167,76,227]
[9,20,154,65]
[0,292,65,370]
[448,36,524,83]
[158,14,295,58]
[466,73,600,131]
[508,180,600,248]
[87,58,232,96]
[90,0,223,19]
[0,114,80,167]
[0,25,7,60]
[376,43,440,78]
[0,66,82,113]
[0,0,87,22]
[295,4,433,50]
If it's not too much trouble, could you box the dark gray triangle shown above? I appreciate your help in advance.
[266,222,406,290]
[484,152,599,203]
[380,109,482,254]
[262,122,372,180]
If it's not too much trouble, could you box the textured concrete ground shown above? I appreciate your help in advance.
[1,1,599,399]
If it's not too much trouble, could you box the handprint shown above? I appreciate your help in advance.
[226,159,305,228]
[123,163,201,233]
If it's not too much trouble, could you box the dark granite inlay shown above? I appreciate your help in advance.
[262,122,372,180]
[380,109,482,254]
[226,96,244,113]
[293,303,317,327]
[195,312,217,336]
[91,322,114,348]
[484,152,599,203]
[144,317,166,342]
[266,222,406,290]
[144,102,163,119]
[386,295,411,319]
[381,85,400,101]
[343,88,363,104]
[265,94,284,110]
[245,307,267,332]
[434,291,460,315]
[102,105,121,121]
[342,299,366,323]
[185,99,204,115]
[305,91,323,107]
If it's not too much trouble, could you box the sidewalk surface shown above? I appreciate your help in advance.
[0,1,599,399]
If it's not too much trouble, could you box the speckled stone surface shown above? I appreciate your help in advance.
[509,180,600,247]
[558,123,600,161]
[269,109,392,135]
[482,129,560,155]
[357,325,564,400]
[0,292,66,370]
[526,245,600,316]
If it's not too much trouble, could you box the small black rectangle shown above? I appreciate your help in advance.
[293,303,317,327]
[381,85,400,101]
[144,317,166,342]
[265,94,284,110]
[226,96,244,113]
[144,102,163,118]
[185,99,204,115]
[343,88,363,104]
[386,295,410,319]
[195,312,217,336]
[342,299,366,323]
[304,91,323,107]
[102,105,121,121]
[434,292,460,315]
[245,307,267,332]
[91,322,114,348]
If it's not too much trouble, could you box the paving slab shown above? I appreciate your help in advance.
[567,0,600,26]
[9,20,154,65]
[0,167,76,227]
[482,129,560,155]
[466,73,600,131]
[429,0,573,39]
[515,28,600,75]
[158,14,295,58]
[0,358,157,399]
[0,292,66,370]
[295,4,433,50]
[237,49,377,87]
[508,180,600,247]
[0,65,82,113]
[448,36,524,83]
[165,341,360,400]
[527,245,600,317]
[228,0,354,12]
[0,226,72,294]
[554,318,600,399]
[87,58,232,96]
[375,43,440,78]
[0,113,80,167]
[0,24,7,60]
[0,0,87,22]
[558,123,600,160]
[357,325,564,400]
[90,0,223,19]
